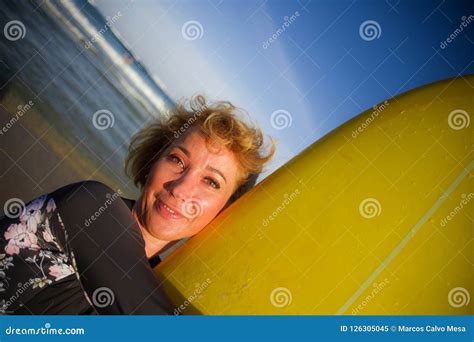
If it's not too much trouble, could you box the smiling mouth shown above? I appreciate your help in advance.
[155,199,185,220]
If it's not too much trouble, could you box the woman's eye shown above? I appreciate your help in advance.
[205,177,220,189]
[168,154,184,169]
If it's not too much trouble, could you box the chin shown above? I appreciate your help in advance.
[149,228,180,241]
[147,217,183,240]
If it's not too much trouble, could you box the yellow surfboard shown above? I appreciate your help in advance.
[155,76,473,315]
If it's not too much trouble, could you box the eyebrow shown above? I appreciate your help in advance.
[206,165,227,184]
[173,145,227,184]
[175,145,190,157]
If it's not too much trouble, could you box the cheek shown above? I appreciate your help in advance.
[194,196,229,226]
[177,193,233,237]
[147,160,171,189]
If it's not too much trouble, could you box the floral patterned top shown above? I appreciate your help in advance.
[0,181,171,315]
[1,194,84,314]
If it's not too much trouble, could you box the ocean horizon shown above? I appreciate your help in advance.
[0,0,175,200]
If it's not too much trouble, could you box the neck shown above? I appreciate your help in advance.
[132,203,172,259]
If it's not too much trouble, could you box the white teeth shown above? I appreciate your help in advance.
[163,202,176,214]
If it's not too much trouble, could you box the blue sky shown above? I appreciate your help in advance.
[93,0,473,177]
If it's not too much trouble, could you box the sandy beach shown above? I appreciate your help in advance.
[0,85,140,208]
[0,0,171,209]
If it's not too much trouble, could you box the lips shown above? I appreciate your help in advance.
[155,199,185,220]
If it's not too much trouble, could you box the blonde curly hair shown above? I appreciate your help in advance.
[125,95,276,205]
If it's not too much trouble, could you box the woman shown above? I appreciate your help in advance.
[0,95,275,314]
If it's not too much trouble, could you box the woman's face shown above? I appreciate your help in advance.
[139,128,241,241]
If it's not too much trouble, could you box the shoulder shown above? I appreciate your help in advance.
[49,180,129,219]
[72,180,115,193]
[52,180,116,196]
[49,181,138,236]
[50,180,122,203]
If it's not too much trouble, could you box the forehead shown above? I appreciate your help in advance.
[172,128,227,158]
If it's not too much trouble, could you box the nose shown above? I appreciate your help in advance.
[164,169,196,202]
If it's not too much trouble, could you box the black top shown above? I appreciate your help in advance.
[0,181,173,315]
